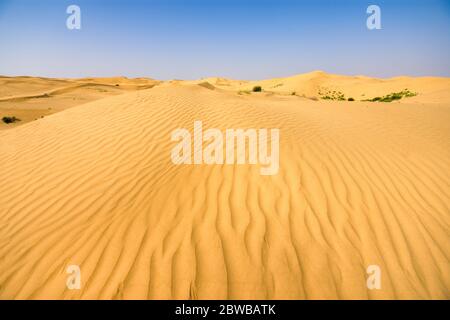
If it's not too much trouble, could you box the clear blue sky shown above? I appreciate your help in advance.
[0,0,449,79]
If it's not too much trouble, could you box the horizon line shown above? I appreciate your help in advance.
[2,70,450,82]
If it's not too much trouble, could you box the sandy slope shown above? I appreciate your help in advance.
[0,76,449,299]
[2,72,449,131]
[0,76,159,130]
[191,71,450,103]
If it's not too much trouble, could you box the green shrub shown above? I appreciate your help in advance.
[2,116,21,124]
[252,86,262,92]
[318,88,346,101]
[365,89,417,102]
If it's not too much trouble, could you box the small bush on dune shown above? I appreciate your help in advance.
[318,88,346,101]
[365,89,417,102]
[252,86,262,92]
[2,116,21,124]
[348,97,355,101]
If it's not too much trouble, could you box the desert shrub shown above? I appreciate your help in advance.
[403,89,417,97]
[366,89,417,102]
[252,86,262,92]
[2,116,21,124]
[348,97,355,101]
[318,88,346,101]
[291,92,296,95]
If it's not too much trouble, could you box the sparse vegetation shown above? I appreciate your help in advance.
[316,88,417,103]
[364,89,417,102]
[318,88,346,101]
[2,116,21,124]
[252,86,262,92]
[238,90,251,95]
[291,92,296,96]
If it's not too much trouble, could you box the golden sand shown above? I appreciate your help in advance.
[0,72,449,299]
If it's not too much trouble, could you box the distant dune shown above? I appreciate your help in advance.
[191,71,450,103]
[1,72,450,130]
[0,76,159,129]
[0,72,449,299]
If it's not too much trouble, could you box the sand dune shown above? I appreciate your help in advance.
[0,73,449,299]
[0,76,159,130]
[2,72,450,131]
[189,71,450,104]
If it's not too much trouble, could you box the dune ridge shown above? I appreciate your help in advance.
[0,81,449,299]
[0,76,159,130]
[192,71,450,103]
[2,72,450,131]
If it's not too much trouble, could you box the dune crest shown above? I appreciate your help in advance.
[0,76,159,130]
[214,72,450,103]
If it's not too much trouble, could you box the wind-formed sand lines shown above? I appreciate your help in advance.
[0,81,449,299]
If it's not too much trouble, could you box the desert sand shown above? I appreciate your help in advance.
[0,76,159,130]
[0,72,449,299]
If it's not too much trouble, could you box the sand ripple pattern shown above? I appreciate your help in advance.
[0,86,449,299]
